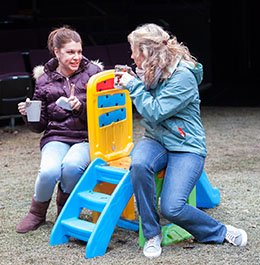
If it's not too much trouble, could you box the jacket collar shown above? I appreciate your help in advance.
[44,56,90,80]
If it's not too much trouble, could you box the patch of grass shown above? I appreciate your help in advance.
[1,107,260,265]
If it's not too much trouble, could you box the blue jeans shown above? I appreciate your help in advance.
[130,138,226,244]
[34,141,91,202]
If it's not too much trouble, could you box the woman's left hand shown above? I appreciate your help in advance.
[67,95,81,111]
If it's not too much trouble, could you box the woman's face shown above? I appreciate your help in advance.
[131,45,145,69]
[54,40,82,76]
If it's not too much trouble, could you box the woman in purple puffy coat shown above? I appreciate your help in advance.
[16,26,103,233]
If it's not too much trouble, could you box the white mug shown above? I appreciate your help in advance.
[26,100,42,122]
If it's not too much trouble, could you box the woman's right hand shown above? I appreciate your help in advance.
[116,71,135,88]
[18,98,30,115]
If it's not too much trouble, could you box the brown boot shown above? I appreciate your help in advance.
[16,197,51,233]
[56,183,70,221]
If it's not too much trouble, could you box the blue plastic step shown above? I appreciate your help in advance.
[78,190,111,212]
[95,164,127,184]
[61,218,95,242]
[85,171,134,258]
[117,218,139,231]
[50,158,137,259]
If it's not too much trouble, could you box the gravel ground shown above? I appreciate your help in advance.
[0,106,259,265]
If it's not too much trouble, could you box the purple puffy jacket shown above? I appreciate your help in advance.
[26,56,103,149]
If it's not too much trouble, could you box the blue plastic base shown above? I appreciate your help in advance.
[196,170,220,208]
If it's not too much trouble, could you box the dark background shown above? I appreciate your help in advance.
[0,0,259,106]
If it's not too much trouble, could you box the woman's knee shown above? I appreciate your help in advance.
[37,168,59,187]
[130,159,151,184]
[160,199,185,221]
[61,160,87,189]
[62,160,85,178]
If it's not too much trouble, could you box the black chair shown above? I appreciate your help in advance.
[0,51,33,127]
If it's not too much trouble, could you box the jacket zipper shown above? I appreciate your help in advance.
[66,77,75,97]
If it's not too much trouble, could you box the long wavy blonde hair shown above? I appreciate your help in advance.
[128,23,197,86]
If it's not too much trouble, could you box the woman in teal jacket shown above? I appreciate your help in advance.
[117,23,247,258]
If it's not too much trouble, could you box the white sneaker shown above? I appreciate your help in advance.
[225,225,247,247]
[143,234,162,258]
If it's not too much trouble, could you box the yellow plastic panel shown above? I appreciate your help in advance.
[87,70,134,162]
[87,70,135,221]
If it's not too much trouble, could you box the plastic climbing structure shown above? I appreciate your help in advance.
[50,69,221,259]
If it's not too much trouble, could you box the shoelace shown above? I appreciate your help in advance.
[146,237,159,249]
[225,231,238,245]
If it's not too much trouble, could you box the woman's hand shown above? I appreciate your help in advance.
[68,84,81,111]
[17,98,30,115]
[116,71,135,88]
[67,96,81,111]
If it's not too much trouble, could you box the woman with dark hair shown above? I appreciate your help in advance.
[16,26,103,233]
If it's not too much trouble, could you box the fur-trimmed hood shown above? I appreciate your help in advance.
[33,58,104,80]
[33,65,45,80]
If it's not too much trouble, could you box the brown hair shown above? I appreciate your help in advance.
[47,25,82,57]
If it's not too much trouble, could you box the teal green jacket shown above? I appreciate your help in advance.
[126,62,207,157]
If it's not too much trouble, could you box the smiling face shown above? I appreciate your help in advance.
[131,44,145,69]
[54,40,82,77]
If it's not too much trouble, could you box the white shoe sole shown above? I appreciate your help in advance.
[237,228,247,247]
[143,235,163,258]
[143,248,162,258]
